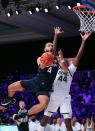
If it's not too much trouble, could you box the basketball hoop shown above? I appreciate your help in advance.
[73,5,95,33]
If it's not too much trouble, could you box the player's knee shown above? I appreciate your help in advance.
[8,81,24,92]
[64,118,72,131]
[8,84,13,91]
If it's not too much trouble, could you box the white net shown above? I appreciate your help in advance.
[73,6,95,33]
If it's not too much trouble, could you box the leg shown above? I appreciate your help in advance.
[1,81,25,105]
[23,122,29,131]
[60,95,72,131]
[17,123,23,131]
[38,95,57,131]
[28,95,49,115]
[8,81,25,97]
[64,118,73,131]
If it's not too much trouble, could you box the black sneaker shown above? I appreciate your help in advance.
[1,97,16,106]
[11,98,16,104]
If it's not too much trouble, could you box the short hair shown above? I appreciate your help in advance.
[86,117,91,120]
[44,42,53,48]
[19,100,25,105]
[72,116,77,119]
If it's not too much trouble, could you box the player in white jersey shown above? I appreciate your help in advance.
[44,61,76,116]
[71,116,81,131]
[38,32,92,131]
[84,117,95,131]
[55,117,67,131]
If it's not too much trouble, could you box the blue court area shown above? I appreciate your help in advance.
[0,125,18,131]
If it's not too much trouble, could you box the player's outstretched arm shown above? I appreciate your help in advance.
[66,32,92,67]
[73,32,92,67]
[53,27,64,56]
[84,123,86,131]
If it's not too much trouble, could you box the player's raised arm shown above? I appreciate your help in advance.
[53,27,64,56]
[67,32,92,67]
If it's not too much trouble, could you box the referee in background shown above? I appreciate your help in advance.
[13,100,29,131]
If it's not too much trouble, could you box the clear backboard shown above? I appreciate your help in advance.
[82,0,95,10]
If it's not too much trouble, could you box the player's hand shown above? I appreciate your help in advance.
[40,60,49,69]
[54,27,64,35]
[80,32,92,41]
[16,121,21,126]
[0,106,6,112]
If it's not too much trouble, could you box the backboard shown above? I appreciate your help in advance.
[82,0,95,10]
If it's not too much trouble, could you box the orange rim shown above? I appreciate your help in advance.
[73,5,95,13]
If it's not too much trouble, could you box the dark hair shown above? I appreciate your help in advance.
[72,116,77,118]
[44,42,53,48]
[86,117,91,120]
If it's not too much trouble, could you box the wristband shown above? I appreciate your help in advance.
[59,59,65,63]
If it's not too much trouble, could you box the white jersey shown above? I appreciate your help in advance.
[29,121,40,131]
[72,122,81,131]
[44,64,76,119]
[52,63,77,96]
[81,124,84,131]
[44,124,51,131]
[50,124,57,131]
[55,122,67,131]
[86,123,92,131]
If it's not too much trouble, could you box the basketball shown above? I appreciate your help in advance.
[40,52,54,66]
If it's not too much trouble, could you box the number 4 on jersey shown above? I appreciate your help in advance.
[47,67,52,74]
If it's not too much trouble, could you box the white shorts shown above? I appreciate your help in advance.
[44,94,72,119]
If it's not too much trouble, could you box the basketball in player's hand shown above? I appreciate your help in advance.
[40,52,54,66]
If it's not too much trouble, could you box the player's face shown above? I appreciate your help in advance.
[44,43,54,53]
[72,116,76,122]
[57,118,62,124]
[19,101,25,109]
[86,118,91,123]
[52,118,57,124]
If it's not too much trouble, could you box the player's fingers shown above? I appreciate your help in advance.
[54,27,56,30]
[44,59,48,65]
[59,27,61,30]
[61,30,64,33]
[80,33,83,37]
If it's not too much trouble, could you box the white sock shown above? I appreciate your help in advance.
[38,125,45,131]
